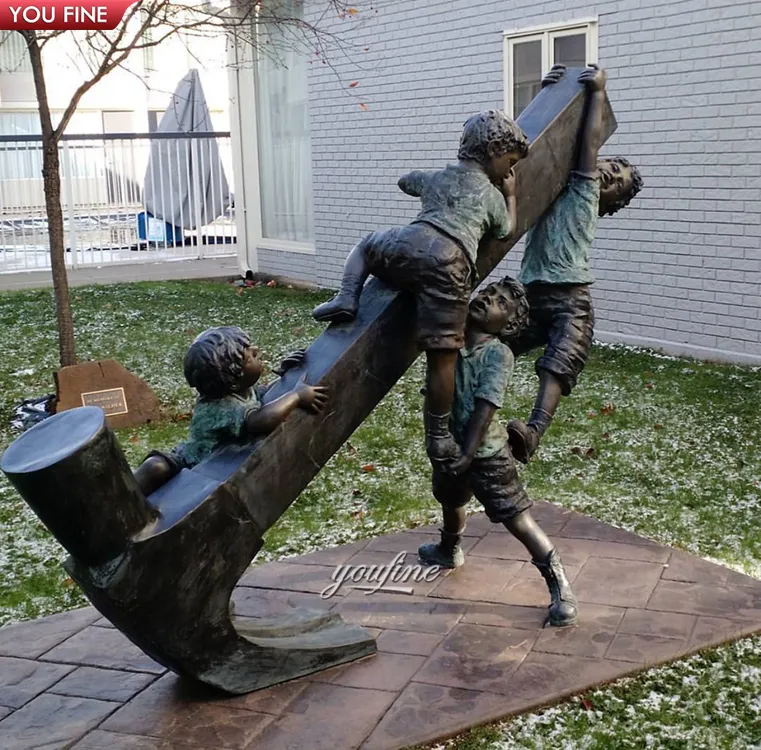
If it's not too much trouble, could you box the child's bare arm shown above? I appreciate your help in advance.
[576,65,607,176]
[500,170,518,238]
[447,399,498,475]
[244,383,328,434]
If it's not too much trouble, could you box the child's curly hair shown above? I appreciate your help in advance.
[598,157,644,216]
[183,326,250,399]
[458,110,529,166]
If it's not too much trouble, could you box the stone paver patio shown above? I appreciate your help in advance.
[2,501,761,749]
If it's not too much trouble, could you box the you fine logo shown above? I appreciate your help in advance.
[0,0,134,30]
[320,551,443,599]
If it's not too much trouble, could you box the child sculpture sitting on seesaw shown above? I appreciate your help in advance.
[134,326,327,496]
[312,110,529,474]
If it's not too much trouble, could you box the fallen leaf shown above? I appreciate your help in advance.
[349,81,359,88]
[347,7,359,14]
[570,446,582,455]
[359,102,369,111]
[129,435,141,443]
[352,488,361,496]
[600,403,615,416]
[235,287,244,296]
[581,697,594,711]
[654,423,663,430]
[602,432,610,439]
[346,442,357,455]
[587,411,597,419]
[362,463,376,472]
[267,279,277,288]
[585,447,596,459]
[63,577,75,587]
[645,382,654,390]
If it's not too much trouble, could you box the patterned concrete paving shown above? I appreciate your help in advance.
[1,501,761,750]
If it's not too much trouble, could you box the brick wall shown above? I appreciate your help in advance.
[254,0,761,363]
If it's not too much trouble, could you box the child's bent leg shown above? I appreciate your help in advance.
[312,237,372,322]
[470,450,577,626]
[508,284,593,463]
[133,453,179,497]
[504,509,578,626]
[424,349,463,470]
[418,474,469,569]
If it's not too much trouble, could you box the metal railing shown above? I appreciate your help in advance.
[0,131,236,273]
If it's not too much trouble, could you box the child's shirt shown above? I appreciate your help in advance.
[519,171,600,286]
[399,164,511,269]
[450,337,513,459]
[176,387,261,467]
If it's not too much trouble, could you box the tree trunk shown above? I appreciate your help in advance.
[23,31,77,366]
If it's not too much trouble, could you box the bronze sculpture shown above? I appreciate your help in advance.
[313,111,530,473]
[134,326,326,496]
[0,71,618,693]
[506,65,644,463]
[418,277,577,626]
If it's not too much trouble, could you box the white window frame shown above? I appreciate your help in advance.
[503,18,599,118]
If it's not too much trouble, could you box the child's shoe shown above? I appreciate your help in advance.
[507,419,540,463]
[425,412,463,471]
[312,275,364,322]
[532,548,578,626]
[508,408,553,463]
[418,529,465,569]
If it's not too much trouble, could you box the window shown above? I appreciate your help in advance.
[0,112,42,180]
[0,31,32,74]
[254,0,314,247]
[504,20,598,118]
[147,110,162,133]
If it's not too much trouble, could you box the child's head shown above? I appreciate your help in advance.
[184,326,262,398]
[468,275,529,341]
[597,157,643,217]
[458,110,529,183]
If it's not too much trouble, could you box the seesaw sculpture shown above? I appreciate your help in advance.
[1,73,616,695]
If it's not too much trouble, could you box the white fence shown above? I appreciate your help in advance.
[0,131,236,273]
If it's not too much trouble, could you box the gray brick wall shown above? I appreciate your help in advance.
[255,0,761,363]
[257,249,318,284]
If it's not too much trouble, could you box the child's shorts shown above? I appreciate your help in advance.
[508,283,594,395]
[360,221,474,350]
[431,446,532,523]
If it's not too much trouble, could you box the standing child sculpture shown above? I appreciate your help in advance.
[312,110,529,472]
[506,64,644,463]
[134,326,327,495]
[418,276,577,627]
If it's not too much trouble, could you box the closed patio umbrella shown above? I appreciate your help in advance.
[143,69,231,231]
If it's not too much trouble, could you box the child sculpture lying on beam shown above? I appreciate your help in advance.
[312,110,529,474]
[134,326,327,496]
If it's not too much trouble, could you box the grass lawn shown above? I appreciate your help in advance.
[0,280,759,749]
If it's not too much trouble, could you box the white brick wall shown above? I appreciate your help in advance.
[254,0,761,363]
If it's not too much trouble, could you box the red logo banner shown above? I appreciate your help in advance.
[0,0,135,30]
